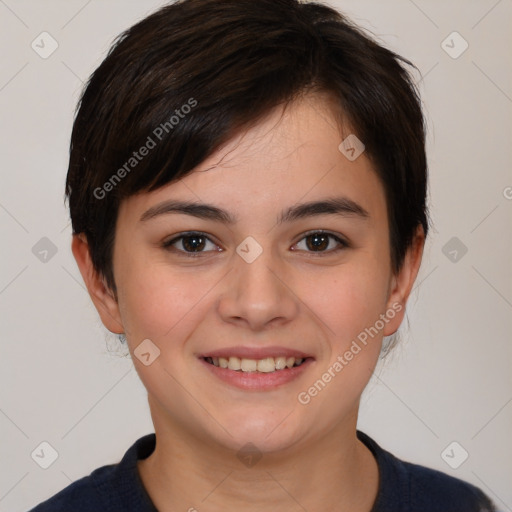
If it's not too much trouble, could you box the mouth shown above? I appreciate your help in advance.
[201,355,309,373]
[198,348,314,390]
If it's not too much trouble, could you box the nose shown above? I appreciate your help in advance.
[216,242,299,331]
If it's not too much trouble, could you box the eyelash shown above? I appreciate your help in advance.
[162,230,349,257]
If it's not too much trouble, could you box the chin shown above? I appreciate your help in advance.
[206,408,307,455]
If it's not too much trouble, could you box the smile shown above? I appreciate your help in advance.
[199,349,314,390]
[203,356,306,373]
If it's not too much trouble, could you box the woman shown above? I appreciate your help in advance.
[30,0,497,510]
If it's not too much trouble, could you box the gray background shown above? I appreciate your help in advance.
[0,0,511,510]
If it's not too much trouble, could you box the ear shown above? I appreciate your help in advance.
[383,225,425,336]
[71,233,124,334]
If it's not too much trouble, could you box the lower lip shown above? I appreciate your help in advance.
[199,358,314,391]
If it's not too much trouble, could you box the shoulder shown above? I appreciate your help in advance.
[403,458,496,511]
[357,431,497,512]
[28,434,157,512]
[28,466,115,511]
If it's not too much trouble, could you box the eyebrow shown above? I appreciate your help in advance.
[140,196,369,224]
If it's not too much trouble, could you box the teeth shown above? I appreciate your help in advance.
[241,358,257,372]
[257,357,275,373]
[275,356,287,370]
[207,355,306,373]
[227,356,241,370]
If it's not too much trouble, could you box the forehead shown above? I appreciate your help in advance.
[118,95,387,227]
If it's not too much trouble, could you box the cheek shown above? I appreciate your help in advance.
[295,266,388,417]
[116,256,205,341]
[304,261,390,346]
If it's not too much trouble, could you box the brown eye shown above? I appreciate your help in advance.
[306,233,329,251]
[293,231,347,253]
[181,234,206,252]
[163,232,220,255]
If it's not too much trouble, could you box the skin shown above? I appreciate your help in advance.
[73,94,424,511]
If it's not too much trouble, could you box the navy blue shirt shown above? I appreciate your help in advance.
[29,431,496,511]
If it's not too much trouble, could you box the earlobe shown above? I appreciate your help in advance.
[71,234,124,334]
[383,225,425,336]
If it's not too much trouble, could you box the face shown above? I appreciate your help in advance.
[77,94,422,454]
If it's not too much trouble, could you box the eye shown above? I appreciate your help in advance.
[162,230,348,257]
[163,232,221,256]
[292,230,348,254]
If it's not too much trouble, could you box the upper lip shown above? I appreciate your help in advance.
[199,346,313,360]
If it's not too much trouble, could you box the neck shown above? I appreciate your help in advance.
[138,400,379,512]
